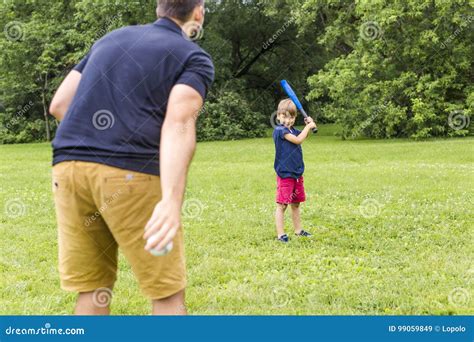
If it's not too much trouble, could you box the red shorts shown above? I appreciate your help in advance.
[276,175,306,204]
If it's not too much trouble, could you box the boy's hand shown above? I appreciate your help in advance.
[306,121,317,130]
[304,117,314,124]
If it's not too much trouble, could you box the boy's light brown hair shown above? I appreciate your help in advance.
[277,99,297,118]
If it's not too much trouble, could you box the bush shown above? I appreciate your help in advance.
[0,118,48,144]
[304,1,473,139]
[197,91,267,141]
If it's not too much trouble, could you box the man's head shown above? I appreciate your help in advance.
[277,99,297,128]
[157,0,205,25]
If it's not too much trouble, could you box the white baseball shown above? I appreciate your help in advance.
[149,240,173,257]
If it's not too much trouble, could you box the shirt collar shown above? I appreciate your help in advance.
[279,124,293,130]
[153,17,183,35]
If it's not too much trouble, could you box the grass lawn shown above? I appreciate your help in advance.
[0,125,472,315]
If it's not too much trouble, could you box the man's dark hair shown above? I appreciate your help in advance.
[157,0,204,22]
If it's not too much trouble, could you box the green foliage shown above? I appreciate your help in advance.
[0,119,45,144]
[0,0,322,143]
[198,91,267,141]
[302,0,473,139]
[0,0,472,142]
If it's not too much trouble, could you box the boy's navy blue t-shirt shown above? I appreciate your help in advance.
[52,17,214,175]
[273,125,304,179]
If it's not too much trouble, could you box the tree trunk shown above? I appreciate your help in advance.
[42,74,51,141]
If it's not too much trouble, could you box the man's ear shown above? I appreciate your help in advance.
[193,5,204,24]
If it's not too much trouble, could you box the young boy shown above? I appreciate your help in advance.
[273,99,317,243]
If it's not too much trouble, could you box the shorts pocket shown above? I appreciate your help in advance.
[103,174,158,201]
[100,173,161,233]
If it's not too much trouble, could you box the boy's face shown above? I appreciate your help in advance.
[278,113,296,128]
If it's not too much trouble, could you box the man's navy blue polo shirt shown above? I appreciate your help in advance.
[273,125,305,179]
[52,17,214,175]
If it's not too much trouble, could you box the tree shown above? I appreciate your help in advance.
[297,0,473,138]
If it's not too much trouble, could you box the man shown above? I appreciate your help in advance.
[49,0,214,315]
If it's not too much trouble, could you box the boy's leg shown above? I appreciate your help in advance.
[290,203,303,234]
[152,289,187,315]
[275,203,287,237]
[291,176,307,234]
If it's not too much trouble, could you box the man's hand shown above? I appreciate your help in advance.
[142,84,203,254]
[143,199,181,252]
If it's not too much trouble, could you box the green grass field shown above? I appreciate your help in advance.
[0,125,472,315]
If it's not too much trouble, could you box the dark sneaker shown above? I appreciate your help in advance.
[277,234,289,243]
[295,230,312,237]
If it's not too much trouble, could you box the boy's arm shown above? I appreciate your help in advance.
[284,122,317,145]
[49,70,82,121]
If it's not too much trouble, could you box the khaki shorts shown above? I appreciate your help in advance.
[52,161,186,299]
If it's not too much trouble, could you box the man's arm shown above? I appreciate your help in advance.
[49,70,82,121]
[143,84,203,252]
[284,121,317,145]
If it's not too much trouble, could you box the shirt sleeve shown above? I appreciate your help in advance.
[279,127,291,139]
[73,53,90,73]
[176,50,215,100]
